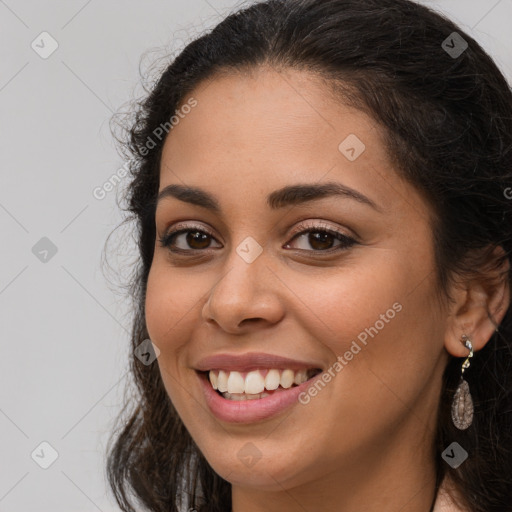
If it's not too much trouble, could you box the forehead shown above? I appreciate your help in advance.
[165,66,374,157]
[159,66,431,223]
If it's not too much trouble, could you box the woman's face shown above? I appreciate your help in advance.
[145,67,450,490]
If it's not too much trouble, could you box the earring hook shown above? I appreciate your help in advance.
[460,334,474,375]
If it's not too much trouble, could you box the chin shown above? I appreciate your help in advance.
[202,444,313,491]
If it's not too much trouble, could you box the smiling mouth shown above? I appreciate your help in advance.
[200,368,323,401]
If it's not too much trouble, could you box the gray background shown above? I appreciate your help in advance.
[1,1,510,511]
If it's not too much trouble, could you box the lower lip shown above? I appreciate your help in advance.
[198,371,320,423]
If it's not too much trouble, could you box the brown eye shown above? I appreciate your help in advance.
[306,231,336,250]
[183,230,212,250]
[159,227,222,252]
[285,227,357,253]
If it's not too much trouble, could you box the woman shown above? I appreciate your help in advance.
[106,1,512,511]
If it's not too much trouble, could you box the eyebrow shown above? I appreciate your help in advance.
[156,182,381,212]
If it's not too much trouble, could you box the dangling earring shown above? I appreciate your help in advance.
[451,334,474,430]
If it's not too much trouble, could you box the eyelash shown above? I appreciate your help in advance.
[158,221,357,256]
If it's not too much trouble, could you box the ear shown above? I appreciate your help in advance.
[444,245,510,357]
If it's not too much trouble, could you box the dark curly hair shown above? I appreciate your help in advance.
[105,1,512,511]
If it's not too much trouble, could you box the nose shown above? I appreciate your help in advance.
[201,241,285,334]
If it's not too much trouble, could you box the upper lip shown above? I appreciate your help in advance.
[194,352,324,372]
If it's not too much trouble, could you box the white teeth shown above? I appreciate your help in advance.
[217,370,229,392]
[245,370,265,394]
[264,369,281,390]
[209,371,218,390]
[227,371,245,394]
[280,369,295,389]
[208,367,320,397]
[294,369,308,385]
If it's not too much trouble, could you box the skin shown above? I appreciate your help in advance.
[145,66,510,512]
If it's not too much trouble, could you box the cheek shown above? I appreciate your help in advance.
[144,262,204,410]
[287,249,441,405]
[144,260,204,346]
[287,258,406,349]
